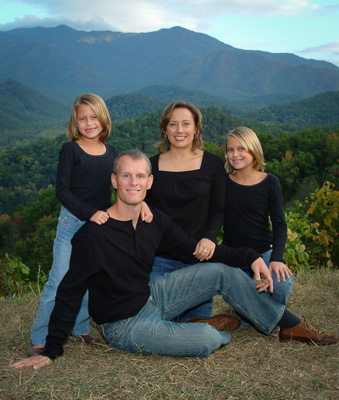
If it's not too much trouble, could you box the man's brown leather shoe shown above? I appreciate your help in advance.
[279,318,338,345]
[186,313,241,332]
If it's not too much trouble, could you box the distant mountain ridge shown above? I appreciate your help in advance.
[106,94,167,122]
[0,25,338,104]
[1,79,338,152]
[0,79,68,148]
[0,79,67,121]
[246,91,339,129]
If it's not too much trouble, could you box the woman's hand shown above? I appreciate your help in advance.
[90,210,110,225]
[193,238,216,261]
[269,261,293,282]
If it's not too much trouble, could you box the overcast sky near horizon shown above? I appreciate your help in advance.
[1,0,338,66]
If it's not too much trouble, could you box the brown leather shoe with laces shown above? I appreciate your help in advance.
[186,313,241,332]
[279,318,338,345]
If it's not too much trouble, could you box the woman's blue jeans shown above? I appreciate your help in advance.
[150,256,213,321]
[100,262,284,358]
[30,206,89,345]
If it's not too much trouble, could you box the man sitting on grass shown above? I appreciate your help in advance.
[11,150,337,370]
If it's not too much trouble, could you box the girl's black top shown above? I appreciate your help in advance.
[222,173,287,263]
[56,141,118,221]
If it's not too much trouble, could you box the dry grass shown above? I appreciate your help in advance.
[1,268,338,400]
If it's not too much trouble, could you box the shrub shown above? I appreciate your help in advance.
[0,253,30,297]
[285,181,338,270]
[284,215,310,270]
[0,253,47,297]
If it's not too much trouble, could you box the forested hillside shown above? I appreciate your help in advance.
[137,85,254,114]
[2,79,338,153]
[0,135,65,213]
[246,91,339,130]
[0,79,68,149]
[106,94,167,122]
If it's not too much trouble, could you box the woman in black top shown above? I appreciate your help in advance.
[146,101,226,321]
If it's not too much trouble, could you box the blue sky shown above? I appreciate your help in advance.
[1,0,338,66]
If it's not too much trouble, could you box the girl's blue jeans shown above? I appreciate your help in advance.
[150,256,213,321]
[239,249,294,329]
[30,206,89,345]
[241,250,293,312]
[100,262,284,358]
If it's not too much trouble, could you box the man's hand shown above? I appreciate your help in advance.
[90,210,110,225]
[251,258,274,293]
[10,355,52,370]
[269,261,293,282]
[193,238,216,261]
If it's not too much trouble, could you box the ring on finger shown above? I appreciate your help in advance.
[203,249,207,253]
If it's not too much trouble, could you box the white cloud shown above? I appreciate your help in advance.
[0,15,119,32]
[298,41,339,56]
[0,0,333,33]
[0,1,196,32]
[296,41,339,67]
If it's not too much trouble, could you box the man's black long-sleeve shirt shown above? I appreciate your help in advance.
[43,207,260,360]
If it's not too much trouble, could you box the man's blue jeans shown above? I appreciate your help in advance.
[100,262,284,357]
[30,206,89,345]
[150,256,213,321]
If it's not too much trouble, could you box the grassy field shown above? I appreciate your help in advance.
[1,268,338,400]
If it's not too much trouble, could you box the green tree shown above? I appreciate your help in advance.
[266,151,299,201]
[14,215,57,279]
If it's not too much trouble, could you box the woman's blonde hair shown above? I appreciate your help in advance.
[67,93,111,143]
[157,100,203,153]
[225,127,265,174]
